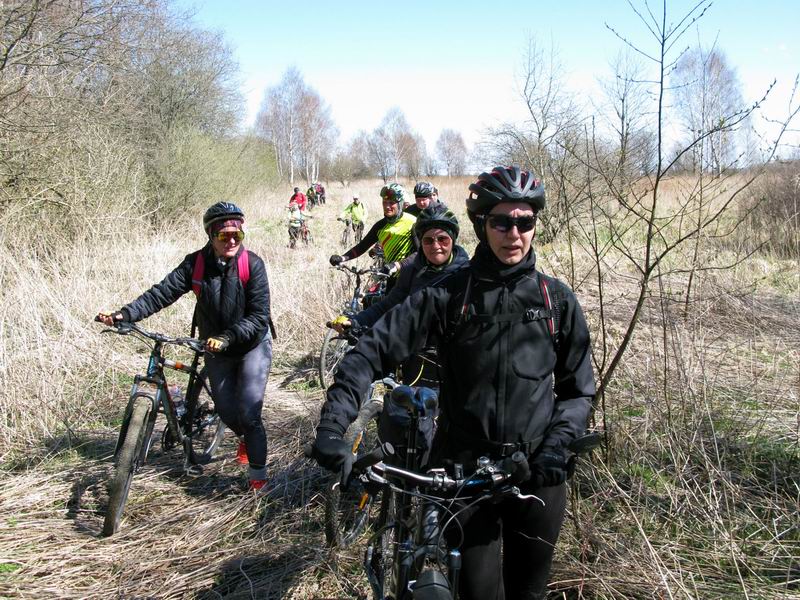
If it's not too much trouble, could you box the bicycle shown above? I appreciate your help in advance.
[96,320,225,536]
[318,264,387,389]
[328,384,602,599]
[338,218,352,248]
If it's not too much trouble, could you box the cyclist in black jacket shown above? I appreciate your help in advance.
[98,202,275,491]
[312,166,595,599]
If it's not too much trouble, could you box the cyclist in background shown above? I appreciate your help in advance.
[338,193,367,242]
[405,181,441,217]
[288,199,310,248]
[315,181,326,205]
[313,166,595,599]
[329,183,416,289]
[307,184,318,208]
[290,187,307,212]
[97,202,275,491]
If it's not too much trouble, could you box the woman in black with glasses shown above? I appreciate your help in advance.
[98,201,275,491]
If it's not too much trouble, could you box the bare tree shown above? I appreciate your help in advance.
[255,68,336,186]
[402,133,428,180]
[367,108,416,181]
[672,45,746,175]
[436,129,468,176]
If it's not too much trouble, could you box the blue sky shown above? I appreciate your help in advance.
[178,0,798,150]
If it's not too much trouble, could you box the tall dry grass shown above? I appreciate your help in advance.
[0,175,798,598]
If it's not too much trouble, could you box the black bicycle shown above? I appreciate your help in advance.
[318,264,387,389]
[97,320,225,536]
[328,384,602,599]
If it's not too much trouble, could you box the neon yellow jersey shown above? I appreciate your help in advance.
[378,213,416,264]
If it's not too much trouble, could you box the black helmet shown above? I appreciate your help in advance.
[293,187,299,193]
[414,205,459,243]
[467,165,545,215]
[203,201,244,232]
[413,181,435,198]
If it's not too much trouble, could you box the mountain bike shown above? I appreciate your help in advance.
[330,384,602,599]
[318,264,387,389]
[301,220,313,245]
[338,218,352,248]
[96,320,225,536]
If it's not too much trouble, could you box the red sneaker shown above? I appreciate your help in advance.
[236,440,249,465]
[249,479,267,491]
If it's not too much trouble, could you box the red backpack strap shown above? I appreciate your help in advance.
[539,274,556,337]
[237,249,250,286]
[192,251,205,297]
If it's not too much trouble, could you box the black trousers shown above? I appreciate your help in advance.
[445,482,567,600]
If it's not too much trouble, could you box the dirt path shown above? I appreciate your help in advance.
[0,373,365,599]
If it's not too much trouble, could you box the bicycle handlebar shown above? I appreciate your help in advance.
[96,319,206,354]
[333,264,389,278]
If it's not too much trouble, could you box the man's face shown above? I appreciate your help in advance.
[382,198,399,218]
[353,197,359,204]
[420,227,453,266]
[485,202,536,265]
[415,195,431,210]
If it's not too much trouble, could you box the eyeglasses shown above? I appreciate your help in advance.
[421,234,452,246]
[213,230,244,243]
[483,214,537,233]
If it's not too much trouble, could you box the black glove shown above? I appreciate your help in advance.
[311,424,351,473]
[529,447,569,489]
[329,254,345,266]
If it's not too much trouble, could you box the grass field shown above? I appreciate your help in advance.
[0,175,797,598]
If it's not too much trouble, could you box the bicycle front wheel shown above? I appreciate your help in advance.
[368,486,400,599]
[341,225,351,248]
[184,368,225,464]
[324,399,383,548]
[103,396,152,536]
[319,328,354,389]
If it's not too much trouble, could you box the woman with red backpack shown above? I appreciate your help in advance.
[97,201,275,491]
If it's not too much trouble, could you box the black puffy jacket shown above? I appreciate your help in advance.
[120,244,272,356]
[320,243,595,460]
[353,245,469,329]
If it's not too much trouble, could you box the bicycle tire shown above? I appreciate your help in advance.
[184,368,225,463]
[369,486,399,599]
[319,328,353,389]
[341,225,351,248]
[324,399,383,548]
[103,396,151,536]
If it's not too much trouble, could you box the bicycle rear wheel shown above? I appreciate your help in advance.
[324,399,383,547]
[103,396,151,536]
[319,328,354,389]
[184,368,225,464]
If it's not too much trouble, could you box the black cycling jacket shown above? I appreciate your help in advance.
[353,245,469,329]
[320,243,595,459]
[120,244,272,356]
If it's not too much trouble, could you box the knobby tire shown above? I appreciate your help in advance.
[319,328,354,389]
[103,396,151,536]
[184,368,225,463]
[324,400,383,547]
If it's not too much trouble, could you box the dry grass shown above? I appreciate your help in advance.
[0,176,798,598]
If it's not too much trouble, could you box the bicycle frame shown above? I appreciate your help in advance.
[113,330,208,471]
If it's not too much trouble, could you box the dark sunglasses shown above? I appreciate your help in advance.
[421,234,452,246]
[482,214,537,233]
[213,230,244,243]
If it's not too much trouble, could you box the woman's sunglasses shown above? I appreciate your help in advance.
[421,234,452,246]
[213,230,245,243]
[482,214,537,233]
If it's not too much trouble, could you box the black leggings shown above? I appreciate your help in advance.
[204,337,272,479]
[445,483,567,600]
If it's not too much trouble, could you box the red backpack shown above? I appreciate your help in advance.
[191,249,250,297]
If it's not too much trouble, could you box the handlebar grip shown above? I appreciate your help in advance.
[352,445,385,473]
[504,451,531,485]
